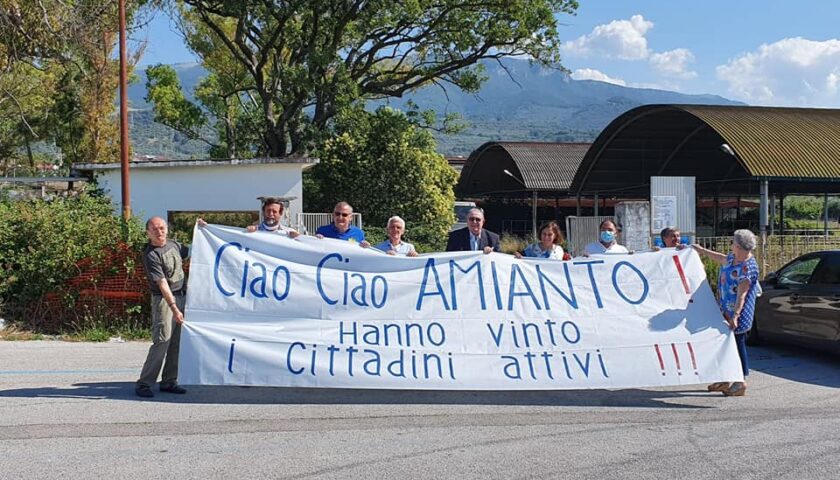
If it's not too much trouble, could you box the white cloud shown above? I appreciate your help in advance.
[649,48,697,79]
[562,15,652,60]
[563,15,697,86]
[570,69,626,86]
[716,37,840,106]
[827,72,840,95]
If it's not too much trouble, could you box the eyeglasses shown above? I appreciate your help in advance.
[467,217,482,222]
[334,212,350,218]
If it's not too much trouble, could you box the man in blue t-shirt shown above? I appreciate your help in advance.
[315,201,369,247]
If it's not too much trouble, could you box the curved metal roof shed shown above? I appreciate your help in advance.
[456,142,591,237]
[570,105,840,197]
[457,142,591,196]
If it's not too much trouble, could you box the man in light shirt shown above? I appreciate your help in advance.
[583,219,630,255]
[246,197,300,237]
[375,216,418,256]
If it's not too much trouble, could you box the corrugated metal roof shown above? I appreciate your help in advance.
[497,142,591,190]
[457,142,590,195]
[570,105,840,196]
[681,105,840,178]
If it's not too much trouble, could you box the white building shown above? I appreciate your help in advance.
[72,155,318,223]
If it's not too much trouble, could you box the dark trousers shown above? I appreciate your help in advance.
[735,332,749,377]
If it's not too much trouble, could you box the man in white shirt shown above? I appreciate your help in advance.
[375,216,418,256]
[246,197,300,237]
[583,219,630,255]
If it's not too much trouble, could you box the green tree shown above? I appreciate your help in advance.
[161,0,578,156]
[0,57,59,174]
[784,196,824,220]
[145,64,212,147]
[0,0,152,166]
[304,106,458,241]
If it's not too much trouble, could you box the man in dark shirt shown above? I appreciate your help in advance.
[135,217,190,398]
[446,207,499,253]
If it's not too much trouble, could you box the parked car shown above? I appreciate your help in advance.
[751,250,840,353]
[451,201,477,232]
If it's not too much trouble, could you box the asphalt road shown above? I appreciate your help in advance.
[1,340,839,479]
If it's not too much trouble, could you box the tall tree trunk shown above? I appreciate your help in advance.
[259,91,285,156]
[25,134,35,170]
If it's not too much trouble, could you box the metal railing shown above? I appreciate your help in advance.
[695,235,840,275]
[297,212,363,236]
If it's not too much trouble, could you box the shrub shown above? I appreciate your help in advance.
[0,188,147,332]
[701,256,721,296]
[500,233,528,255]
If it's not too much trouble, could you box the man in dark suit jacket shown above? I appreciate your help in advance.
[446,208,500,253]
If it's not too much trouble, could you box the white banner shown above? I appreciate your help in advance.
[179,225,744,390]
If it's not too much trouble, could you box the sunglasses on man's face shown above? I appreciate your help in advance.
[334,212,350,217]
[468,217,482,222]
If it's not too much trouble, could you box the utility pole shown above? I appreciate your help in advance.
[118,0,131,220]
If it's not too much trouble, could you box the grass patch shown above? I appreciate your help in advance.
[0,330,45,341]
[500,233,529,255]
[64,324,150,342]
[0,323,48,340]
[1,324,149,342]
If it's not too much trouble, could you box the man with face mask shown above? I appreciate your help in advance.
[583,219,630,255]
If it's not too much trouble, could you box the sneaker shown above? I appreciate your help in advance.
[159,383,187,394]
[135,385,154,398]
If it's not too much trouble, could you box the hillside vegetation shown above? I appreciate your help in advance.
[129,58,742,158]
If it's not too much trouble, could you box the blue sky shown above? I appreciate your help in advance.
[138,1,840,107]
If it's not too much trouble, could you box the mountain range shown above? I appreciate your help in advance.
[128,58,743,157]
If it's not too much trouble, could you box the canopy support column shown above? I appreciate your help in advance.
[759,179,769,276]
[532,190,538,240]
[824,193,830,243]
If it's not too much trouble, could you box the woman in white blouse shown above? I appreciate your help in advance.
[515,221,565,260]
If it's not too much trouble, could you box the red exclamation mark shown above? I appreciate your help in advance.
[687,342,699,375]
[672,255,691,295]
[671,343,682,375]
[654,344,666,376]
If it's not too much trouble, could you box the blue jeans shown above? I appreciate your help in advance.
[735,332,749,377]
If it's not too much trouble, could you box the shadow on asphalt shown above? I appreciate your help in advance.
[749,344,840,388]
[0,381,717,408]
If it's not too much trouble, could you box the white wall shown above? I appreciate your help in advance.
[94,163,306,222]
